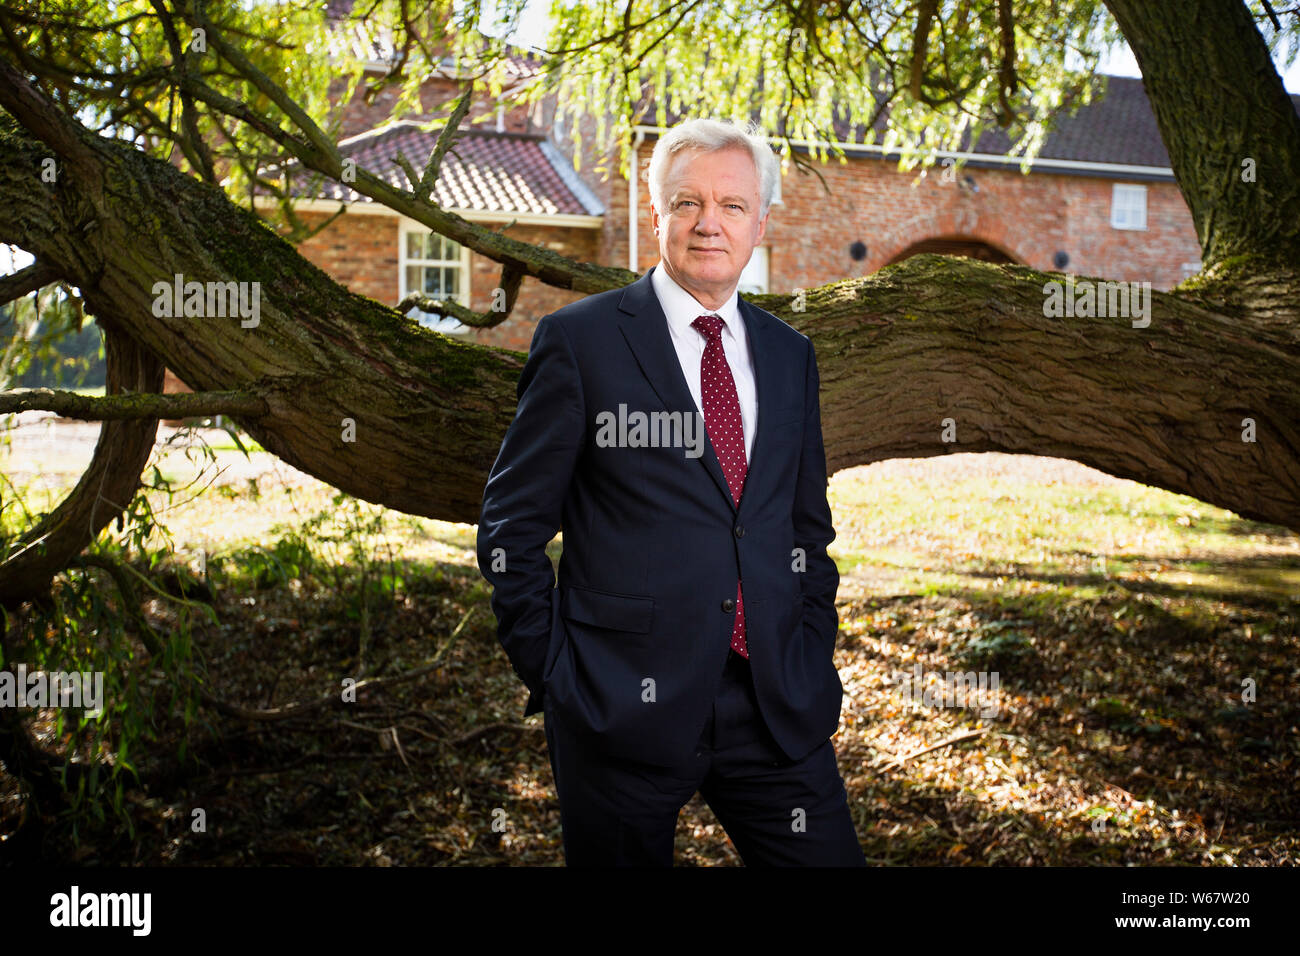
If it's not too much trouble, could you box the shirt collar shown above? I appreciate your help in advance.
[650,261,742,340]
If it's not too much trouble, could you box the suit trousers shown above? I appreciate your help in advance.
[543,648,867,866]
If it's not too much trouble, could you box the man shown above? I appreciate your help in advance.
[476,118,864,866]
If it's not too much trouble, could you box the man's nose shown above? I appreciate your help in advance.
[693,205,722,233]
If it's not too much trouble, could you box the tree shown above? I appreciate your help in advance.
[1,0,1298,613]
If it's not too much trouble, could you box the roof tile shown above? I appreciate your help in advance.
[266,123,601,215]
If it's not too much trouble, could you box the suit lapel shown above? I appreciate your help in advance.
[736,292,777,521]
[617,265,777,516]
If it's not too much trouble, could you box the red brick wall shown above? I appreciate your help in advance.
[294,211,399,304]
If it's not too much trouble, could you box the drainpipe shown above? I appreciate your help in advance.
[628,128,646,273]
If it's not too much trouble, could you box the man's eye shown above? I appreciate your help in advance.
[679,200,695,207]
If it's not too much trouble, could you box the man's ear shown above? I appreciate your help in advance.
[650,203,660,236]
[755,210,769,245]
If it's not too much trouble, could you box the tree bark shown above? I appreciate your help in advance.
[801,258,1299,530]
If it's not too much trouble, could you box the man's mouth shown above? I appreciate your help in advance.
[691,248,725,254]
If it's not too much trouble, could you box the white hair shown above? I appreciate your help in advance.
[646,118,780,220]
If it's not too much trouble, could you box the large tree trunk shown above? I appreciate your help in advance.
[1105,0,1300,272]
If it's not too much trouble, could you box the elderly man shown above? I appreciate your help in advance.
[476,117,865,866]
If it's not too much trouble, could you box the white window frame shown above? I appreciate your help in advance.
[738,246,769,295]
[399,218,473,334]
[1110,183,1148,231]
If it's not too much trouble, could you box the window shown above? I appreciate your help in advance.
[738,246,769,295]
[1110,184,1147,230]
[400,221,471,334]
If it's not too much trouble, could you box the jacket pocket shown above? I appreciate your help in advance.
[561,585,655,633]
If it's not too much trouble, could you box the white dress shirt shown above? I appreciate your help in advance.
[650,261,757,463]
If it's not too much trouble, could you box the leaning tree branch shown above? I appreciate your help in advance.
[3,77,1299,545]
[0,385,269,421]
[0,386,268,420]
[150,0,217,184]
[995,0,1020,127]
[416,81,474,203]
[909,0,938,102]
[395,260,523,328]
[0,260,62,304]
[395,291,500,327]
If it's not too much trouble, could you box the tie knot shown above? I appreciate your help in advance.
[691,313,724,339]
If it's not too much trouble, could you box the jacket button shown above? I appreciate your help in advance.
[734,525,745,537]
[722,598,735,612]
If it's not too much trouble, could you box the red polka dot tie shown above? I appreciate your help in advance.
[691,314,748,659]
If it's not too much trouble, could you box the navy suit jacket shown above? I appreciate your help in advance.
[476,264,842,768]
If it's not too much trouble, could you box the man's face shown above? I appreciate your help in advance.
[651,146,769,308]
